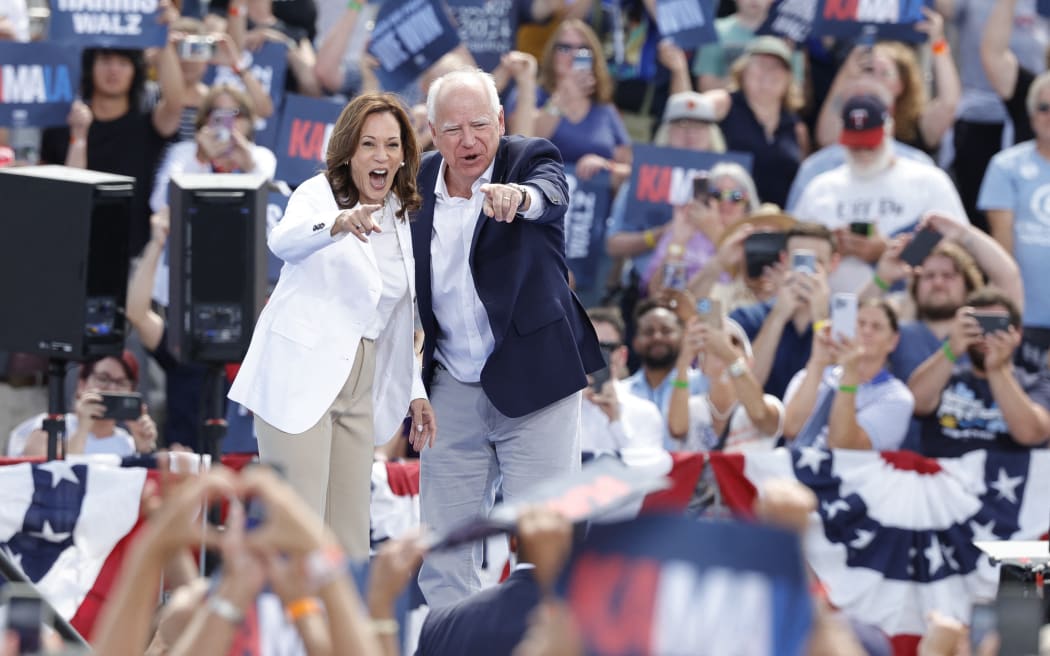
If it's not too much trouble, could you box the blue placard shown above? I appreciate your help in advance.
[1040,0,1050,17]
[206,42,289,150]
[758,0,818,42]
[48,0,168,48]
[624,145,753,232]
[273,94,345,187]
[557,515,812,656]
[0,43,80,128]
[810,0,932,43]
[564,166,612,290]
[655,0,718,50]
[367,0,461,91]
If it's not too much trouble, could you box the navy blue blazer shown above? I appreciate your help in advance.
[411,135,604,418]
[414,568,540,656]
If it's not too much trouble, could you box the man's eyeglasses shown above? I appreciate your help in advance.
[554,43,590,54]
[713,189,747,204]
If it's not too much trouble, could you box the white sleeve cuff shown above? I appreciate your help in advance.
[520,184,547,220]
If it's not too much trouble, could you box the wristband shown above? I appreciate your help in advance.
[727,357,748,378]
[672,379,689,390]
[872,273,890,292]
[207,595,245,625]
[285,597,322,621]
[227,4,241,15]
[347,0,362,10]
[371,618,399,636]
[643,229,656,249]
[69,136,86,146]
[837,384,858,394]
[941,340,958,363]
[931,39,948,56]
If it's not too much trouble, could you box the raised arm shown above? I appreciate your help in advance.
[917,9,961,149]
[127,211,170,352]
[981,0,1019,100]
[314,2,369,95]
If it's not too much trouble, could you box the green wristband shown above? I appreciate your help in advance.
[942,340,958,363]
[672,379,689,390]
[872,273,890,292]
[837,384,858,394]
[347,0,362,10]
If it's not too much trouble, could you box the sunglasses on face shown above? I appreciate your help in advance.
[713,189,747,204]
[554,43,590,54]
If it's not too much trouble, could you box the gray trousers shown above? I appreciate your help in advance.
[418,365,581,608]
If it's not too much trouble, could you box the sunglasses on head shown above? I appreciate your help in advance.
[713,189,747,204]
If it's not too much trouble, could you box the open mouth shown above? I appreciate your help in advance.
[368,168,389,192]
[462,154,481,165]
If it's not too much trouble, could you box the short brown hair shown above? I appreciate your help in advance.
[538,19,614,104]
[324,93,422,221]
[587,306,626,341]
[194,83,256,139]
[786,222,836,253]
[967,287,1021,329]
[909,240,984,307]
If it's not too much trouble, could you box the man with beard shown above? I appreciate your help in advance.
[793,94,967,295]
[908,289,1050,457]
[623,300,707,451]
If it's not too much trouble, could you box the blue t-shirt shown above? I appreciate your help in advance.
[534,89,630,164]
[918,365,1050,457]
[977,141,1050,327]
[887,321,961,452]
[730,300,812,400]
[623,367,708,451]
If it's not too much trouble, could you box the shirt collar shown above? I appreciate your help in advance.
[434,158,495,201]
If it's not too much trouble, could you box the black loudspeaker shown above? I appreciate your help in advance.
[0,166,132,360]
[168,173,267,364]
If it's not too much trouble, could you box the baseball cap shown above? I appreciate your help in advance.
[840,94,888,149]
[744,36,793,67]
[663,91,717,123]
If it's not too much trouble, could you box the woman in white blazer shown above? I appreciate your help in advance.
[228,93,436,557]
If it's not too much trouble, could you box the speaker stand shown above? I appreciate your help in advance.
[202,365,228,461]
[40,359,68,462]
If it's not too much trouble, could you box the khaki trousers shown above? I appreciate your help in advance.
[254,339,376,559]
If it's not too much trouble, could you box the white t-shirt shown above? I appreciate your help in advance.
[783,366,914,451]
[794,157,968,294]
[683,394,785,452]
[7,413,136,457]
[363,202,409,339]
[580,381,665,453]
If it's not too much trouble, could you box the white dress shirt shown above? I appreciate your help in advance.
[429,159,545,383]
[580,380,665,453]
[363,203,408,339]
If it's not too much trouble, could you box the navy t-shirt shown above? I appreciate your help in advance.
[730,300,812,400]
[918,365,1050,457]
[719,91,801,207]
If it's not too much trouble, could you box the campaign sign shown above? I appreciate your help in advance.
[758,0,818,42]
[429,457,670,551]
[368,0,460,90]
[49,0,168,48]
[565,166,612,290]
[809,0,932,43]
[0,43,80,127]
[558,514,813,656]
[1040,0,1050,17]
[656,0,718,50]
[273,94,344,186]
[624,145,753,232]
[207,42,289,150]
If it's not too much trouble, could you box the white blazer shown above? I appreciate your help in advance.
[228,173,426,442]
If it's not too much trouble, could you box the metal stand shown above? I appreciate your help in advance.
[202,365,227,461]
[40,359,68,462]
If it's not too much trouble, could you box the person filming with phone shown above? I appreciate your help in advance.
[782,298,913,451]
[10,352,158,457]
[908,289,1050,457]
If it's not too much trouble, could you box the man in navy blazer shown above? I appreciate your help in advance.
[411,69,603,607]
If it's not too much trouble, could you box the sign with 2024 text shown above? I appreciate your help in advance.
[656,0,718,50]
[564,166,612,290]
[273,94,344,187]
[810,0,932,42]
[0,43,80,128]
[558,515,813,656]
[48,0,168,48]
[368,0,460,90]
[624,145,753,233]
